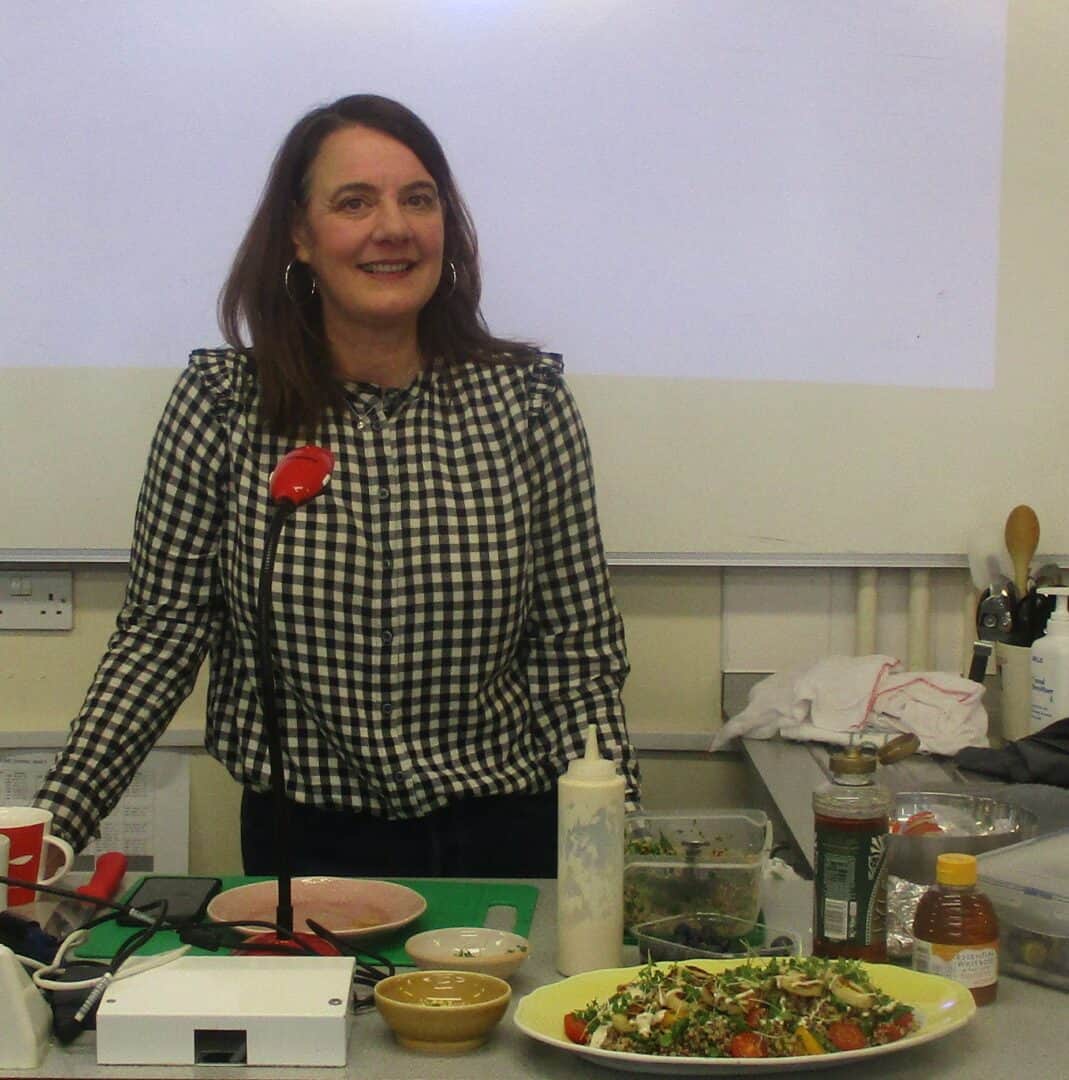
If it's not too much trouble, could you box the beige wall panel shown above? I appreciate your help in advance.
[931,569,974,673]
[189,753,244,875]
[873,568,972,673]
[827,569,859,656]
[636,752,748,814]
[873,569,910,663]
[612,566,722,732]
[2,567,127,732]
[722,568,840,673]
[0,567,208,733]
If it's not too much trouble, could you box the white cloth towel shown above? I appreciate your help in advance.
[710,654,989,756]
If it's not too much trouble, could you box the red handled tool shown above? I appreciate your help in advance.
[43,852,128,938]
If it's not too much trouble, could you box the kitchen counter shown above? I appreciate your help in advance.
[15,868,1069,1078]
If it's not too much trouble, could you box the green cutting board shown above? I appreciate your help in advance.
[77,876,539,965]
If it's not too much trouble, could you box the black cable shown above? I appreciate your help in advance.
[303,917,401,1012]
[57,900,172,1035]
[107,900,170,975]
[178,919,322,955]
[178,919,277,951]
[0,872,157,925]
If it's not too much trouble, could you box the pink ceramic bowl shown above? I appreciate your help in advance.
[206,876,426,939]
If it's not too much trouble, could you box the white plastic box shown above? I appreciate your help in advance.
[96,955,355,1066]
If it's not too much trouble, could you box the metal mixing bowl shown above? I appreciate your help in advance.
[887,791,1038,884]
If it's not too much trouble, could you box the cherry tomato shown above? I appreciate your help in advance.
[826,1021,868,1051]
[906,821,943,835]
[876,1009,915,1042]
[902,811,943,836]
[729,1031,767,1058]
[892,1008,915,1033]
[563,1012,589,1045]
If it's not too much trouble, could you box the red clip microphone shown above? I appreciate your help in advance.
[269,446,335,507]
[248,443,338,954]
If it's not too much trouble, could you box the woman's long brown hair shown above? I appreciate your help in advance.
[218,94,538,436]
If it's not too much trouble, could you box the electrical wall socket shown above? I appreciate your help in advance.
[0,571,73,630]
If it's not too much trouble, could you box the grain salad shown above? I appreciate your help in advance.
[562,957,918,1059]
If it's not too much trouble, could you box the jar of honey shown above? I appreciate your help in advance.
[913,852,999,1005]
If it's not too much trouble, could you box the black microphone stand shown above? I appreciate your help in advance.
[254,501,298,935]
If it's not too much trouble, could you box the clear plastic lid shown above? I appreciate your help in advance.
[977,827,1069,903]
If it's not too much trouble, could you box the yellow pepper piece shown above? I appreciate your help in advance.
[795,1027,825,1055]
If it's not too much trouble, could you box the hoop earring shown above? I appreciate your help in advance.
[284,259,318,302]
[443,259,457,298]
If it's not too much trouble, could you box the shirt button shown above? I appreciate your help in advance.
[381,630,393,645]
[383,557,393,571]
[382,703,393,715]
[378,486,390,500]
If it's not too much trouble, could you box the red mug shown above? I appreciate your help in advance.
[0,806,75,906]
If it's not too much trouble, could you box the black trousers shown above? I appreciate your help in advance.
[240,786,558,879]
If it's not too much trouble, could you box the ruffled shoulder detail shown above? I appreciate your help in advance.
[188,348,257,418]
[524,351,564,420]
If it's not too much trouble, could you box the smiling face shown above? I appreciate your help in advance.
[291,124,445,352]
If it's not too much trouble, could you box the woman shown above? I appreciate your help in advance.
[35,94,639,878]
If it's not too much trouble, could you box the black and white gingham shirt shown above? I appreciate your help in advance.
[37,349,639,850]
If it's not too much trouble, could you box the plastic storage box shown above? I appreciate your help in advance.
[632,912,801,963]
[624,811,771,933]
[977,827,1069,991]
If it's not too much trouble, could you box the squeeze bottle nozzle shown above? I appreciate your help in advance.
[564,725,618,781]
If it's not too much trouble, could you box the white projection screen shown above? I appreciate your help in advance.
[2,1,1067,563]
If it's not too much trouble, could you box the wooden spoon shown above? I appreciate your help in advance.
[1005,504,1040,596]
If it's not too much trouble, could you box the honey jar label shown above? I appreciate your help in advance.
[913,939,999,987]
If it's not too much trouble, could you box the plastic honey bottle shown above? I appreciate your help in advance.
[556,725,625,975]
[812,744,891,962]
[912,853,999,1005]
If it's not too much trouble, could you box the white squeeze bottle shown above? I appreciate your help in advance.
[1030,587,1069,733]
[556,724,626,975]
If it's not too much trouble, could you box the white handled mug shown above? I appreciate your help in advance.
[0,806,75,906]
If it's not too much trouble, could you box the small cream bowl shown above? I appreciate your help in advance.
[374,970,511,1053]
[404,926,531,978]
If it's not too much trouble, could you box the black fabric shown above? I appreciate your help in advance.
[240,785,558,878]
[954,717,1069,786]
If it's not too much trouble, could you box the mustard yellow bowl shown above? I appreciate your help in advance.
[374,970,511,1053]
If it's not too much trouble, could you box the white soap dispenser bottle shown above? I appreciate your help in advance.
[556,724,626,976]
[1030,587,1069,734]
